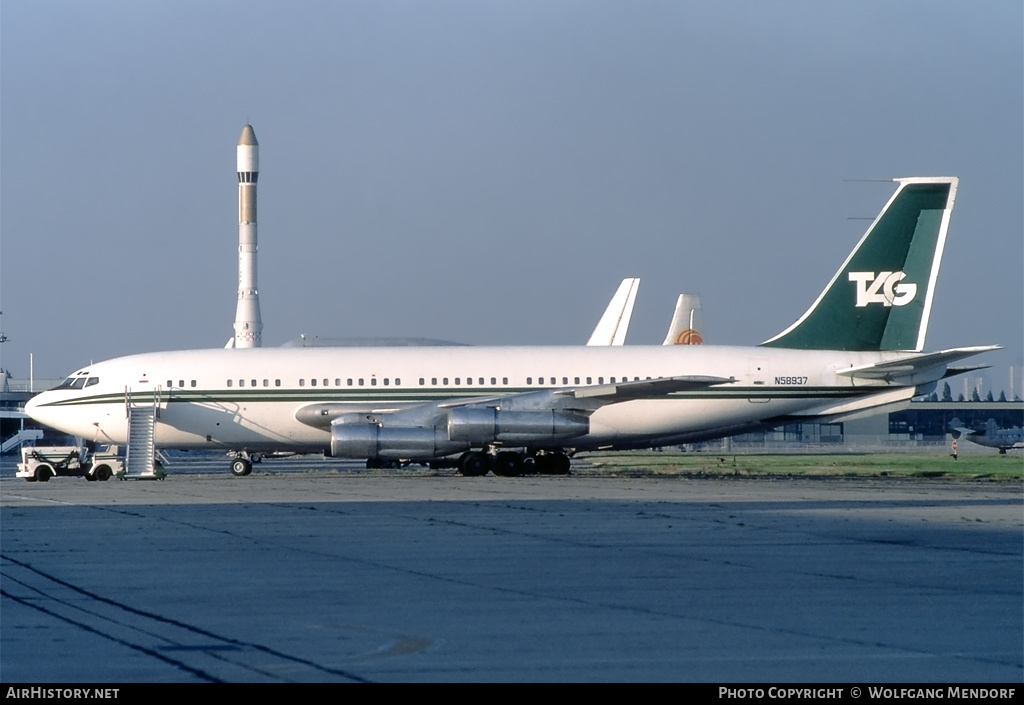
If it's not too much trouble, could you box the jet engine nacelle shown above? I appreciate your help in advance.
[331,424,469,459]
[447,408,589,443]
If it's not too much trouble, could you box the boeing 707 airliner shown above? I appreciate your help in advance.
[26,177,997,476]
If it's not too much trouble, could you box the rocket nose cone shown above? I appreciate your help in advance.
[238,124,258,146]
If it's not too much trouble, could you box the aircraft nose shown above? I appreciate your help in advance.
[24,393,53,427]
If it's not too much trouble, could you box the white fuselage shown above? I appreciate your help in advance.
[26,344,923,455]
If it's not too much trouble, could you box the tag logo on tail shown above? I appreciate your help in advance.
[762,177,955,351]
[848,271,917,307]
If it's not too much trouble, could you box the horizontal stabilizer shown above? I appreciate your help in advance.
[835,345,1000,382]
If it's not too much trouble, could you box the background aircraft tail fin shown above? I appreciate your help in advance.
[663,294,704,345]
[587,278,640,346]
[762,177,957,352]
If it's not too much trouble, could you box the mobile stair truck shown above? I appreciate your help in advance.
[17,385,168,481]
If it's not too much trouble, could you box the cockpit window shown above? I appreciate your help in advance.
[54,375,98,390]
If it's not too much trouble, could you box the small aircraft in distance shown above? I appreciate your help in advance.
[27,177,998,476]
[949,418,1024,454]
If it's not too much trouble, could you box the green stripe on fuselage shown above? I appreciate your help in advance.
[38,386,870,408]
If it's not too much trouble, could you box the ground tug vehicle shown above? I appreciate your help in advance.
[17,444,126,482]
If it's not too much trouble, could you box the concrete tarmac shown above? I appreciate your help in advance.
[1,469,1021,682]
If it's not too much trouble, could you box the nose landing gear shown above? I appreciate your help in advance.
[229,452,261,477]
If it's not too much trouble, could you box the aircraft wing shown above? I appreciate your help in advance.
[301,375,736,432]
[943,365,991,378]
[567,375,734,400]
[438,375,736,413]
[835,346,1000,383]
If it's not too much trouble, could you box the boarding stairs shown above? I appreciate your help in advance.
[1,428,44,454]
[124,387,165,479]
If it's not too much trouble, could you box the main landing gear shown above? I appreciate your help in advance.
[457,450,571,477]
[366,458,403,469]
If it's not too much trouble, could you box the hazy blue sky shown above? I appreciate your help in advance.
[2,1,1021,396]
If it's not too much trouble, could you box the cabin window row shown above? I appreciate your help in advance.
[296,378,401,387]
[215,375,651,388]
[526,376,647,385]
[225,379,282,387]
[166,380,199,388]
[417,377,510,386]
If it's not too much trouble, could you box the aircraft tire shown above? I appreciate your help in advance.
[536,453,571,475]
[493,451,523,477]
[230,458,253,477]
[458,451,490,477]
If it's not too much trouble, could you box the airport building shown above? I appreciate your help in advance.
[722,400,1023,451]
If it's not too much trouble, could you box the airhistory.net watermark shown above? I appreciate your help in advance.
[6,689,118,700]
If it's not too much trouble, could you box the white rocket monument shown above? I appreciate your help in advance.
[232,124,263,348]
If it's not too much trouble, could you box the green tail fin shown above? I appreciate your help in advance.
[762,177,957,352]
